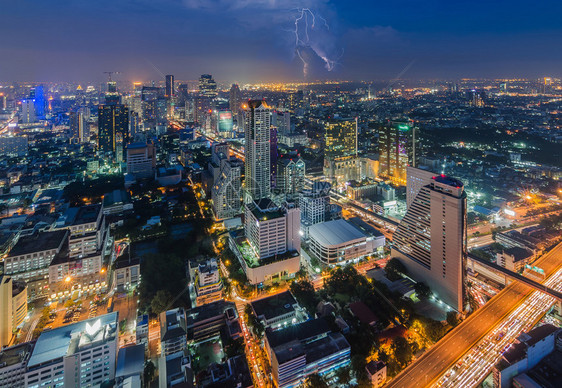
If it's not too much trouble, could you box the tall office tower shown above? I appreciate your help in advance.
[69,109,89,143]
[217,108,234,137]
[199,74,218,98]
[244,100,271,200]
[470,90,485,107]
[20,99,36,123]
[391,167,467,311]
[105,81,120,105]
[129,111,140,139]
[299,181,331,226]
[378,119,417,186]
[323,118,358,184]
[272,110,291,134]
[212,156,243,220]
[0,93,7,110]
[277,155,306,197]
[270,126,278,190]
[98,104,129,156]
[288,90,304,113]
[165,75,175,98]
[194,96,212,125]
[229,84,242,115]
[141,86,160,126]
[30,85,45,119]
[0,275,13,349]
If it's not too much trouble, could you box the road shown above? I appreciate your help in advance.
[384,241,562,388]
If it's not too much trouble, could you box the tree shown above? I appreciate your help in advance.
[289,280,318,316]
[446,311,459,327]
[392,337,413,367]
[385,258,407,281]
[304,373,329,388]
[414,282,431,299]
[335,366,352,386]
[143,360,155,387]
[150,290,174,314]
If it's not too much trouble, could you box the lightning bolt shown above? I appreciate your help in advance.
[292,8,340,77]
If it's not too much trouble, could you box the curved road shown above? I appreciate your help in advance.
[385,241,562,388]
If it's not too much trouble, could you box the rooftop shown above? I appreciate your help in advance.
[0,341,34,368]
[265,318,330,349]
[116,344,145,379]
[308,219,366,247]
[432,174,464,189]
[504,246,533,261]
[28,312,118,369]
[8,229,68,257]
[250,291,298,321]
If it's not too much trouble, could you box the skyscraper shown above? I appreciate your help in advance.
[229,84,242,115]
[69,109,89,143]
[270,126,278,189]
[378,119,417,186]
[391,167,467,311]
[323,118,358,184]
[212,156,244,220]
[199,74,217,98]
[277,155,306,198]
[244,100,271,200]
[165,74,175,98]
[20,99,36,123]
[98,104,129,156]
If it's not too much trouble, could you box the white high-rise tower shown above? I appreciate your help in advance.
[392,167,467,311]
[244,100,271,200]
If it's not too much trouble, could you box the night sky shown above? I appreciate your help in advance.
[1,0,561,83]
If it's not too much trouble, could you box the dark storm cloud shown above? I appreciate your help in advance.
[0,0,561,82]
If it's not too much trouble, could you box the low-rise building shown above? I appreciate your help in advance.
[496,247,533,273]
[365,360,387,387]
[112,254,140,292]
[103,190,133,215]
[160,308,188,357]
[191,258,223,306]
[185,300,238,343]
[115,344,145,387]
[136,314,149,348]
[493,324,560,388]
[158,350,192,388]
[307,218,384,266]
[265,318,351,388]
[250,291,303,330]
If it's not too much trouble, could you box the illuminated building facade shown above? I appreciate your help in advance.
[244,100,271,200]
[97,104,129,158]
[378,119,417,186]
[323,118,358,184]
[392,168,467,311]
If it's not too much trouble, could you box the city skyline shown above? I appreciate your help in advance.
[2,1,562,83]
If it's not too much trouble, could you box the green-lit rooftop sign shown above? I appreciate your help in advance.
[398,124,410,131]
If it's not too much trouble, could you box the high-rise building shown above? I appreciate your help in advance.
[20,99,36,123]
[105,81,120,105]
[191,258,223,306]
[0,275,13,349]
[272,110,291,134]
[69,108,89,143]
[199,74,218,98]
[212,157,243,220]
[229,84,242,115]
[323,118,358,184]
[126,142,156,179]
[391,167,467,311]
[30,85,45,119]
[244,100,271,200]
[98,104,129,156]
[165,74,175,98]
[287,90,303,113]
[270,126,278,189]
[299,181,332,231]
[378,119,417,186]
[217,108,234,137]
[277,155,305,197]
